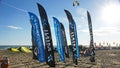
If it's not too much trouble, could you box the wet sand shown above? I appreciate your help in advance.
[0,49,120,68]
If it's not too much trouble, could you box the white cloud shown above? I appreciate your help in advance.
[7,25,23,30]
[80,27,120,36]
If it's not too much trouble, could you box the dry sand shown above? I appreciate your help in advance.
[0,49,120,68]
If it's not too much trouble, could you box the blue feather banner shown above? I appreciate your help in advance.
[28,12,46,62]
[53,17,65,62]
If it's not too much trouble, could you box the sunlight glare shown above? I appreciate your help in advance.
[101,2,120,25]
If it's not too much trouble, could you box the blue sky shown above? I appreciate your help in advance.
[0,0,120,46]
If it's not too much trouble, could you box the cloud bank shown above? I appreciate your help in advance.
[81,27,120,36]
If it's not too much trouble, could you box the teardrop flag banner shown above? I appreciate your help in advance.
[64,9,80,65]
[53,17,65,62]
[28,12,46,62]
[31,26,38,60]
[37,3,55,67]
[60,23,70,58]
[87,11,95,62]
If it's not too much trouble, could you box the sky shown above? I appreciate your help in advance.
[0,0,120,46]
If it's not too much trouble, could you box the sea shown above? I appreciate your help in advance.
[0,45,32,50]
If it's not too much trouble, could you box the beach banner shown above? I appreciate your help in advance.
[28,12,46,62]
[53,17,65,62]
[31,27,38,60]
[87,11,95,62]
[37,3,55,67]
[60,23,70,58]
[64,9,80,65]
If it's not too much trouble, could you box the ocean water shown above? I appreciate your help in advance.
[0,45,32,50]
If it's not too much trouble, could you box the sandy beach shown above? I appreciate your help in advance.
[0,49,120,68]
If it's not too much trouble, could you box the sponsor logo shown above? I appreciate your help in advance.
[44,29,53,62]
[43,19,47,26]
[48,55,53,62]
